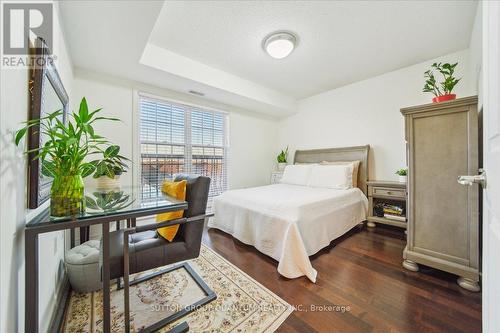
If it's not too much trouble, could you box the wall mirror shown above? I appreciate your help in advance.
[28,37,69,208]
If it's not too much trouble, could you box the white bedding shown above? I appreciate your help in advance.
[208,183,368,282]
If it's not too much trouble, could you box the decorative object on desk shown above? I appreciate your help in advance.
[422,62,460,103]
[276,146,288,171]
[93,145,129,191]
[395,168,408,183]
[63,245,292,332]
[15,97,120,217]
[85,190,134,213]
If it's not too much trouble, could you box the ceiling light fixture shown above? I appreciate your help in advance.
[262,31,297,59]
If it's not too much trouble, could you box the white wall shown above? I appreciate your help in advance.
[277,49,475,181]
[72,70,278,191]
[469,2,482,108]
[0,2,74,332]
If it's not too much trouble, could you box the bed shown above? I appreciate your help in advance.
[208,145,370,282]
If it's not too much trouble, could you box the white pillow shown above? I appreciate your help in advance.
[280,164,315,186]
[307,164,353,189]
[320,160,360,187]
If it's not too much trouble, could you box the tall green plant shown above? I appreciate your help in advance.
[15,97,119,178]
[423,62,461,97]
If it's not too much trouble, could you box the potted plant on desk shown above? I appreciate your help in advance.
[423,62,461,103]
[93,145,129,191]
[15,98,121,217]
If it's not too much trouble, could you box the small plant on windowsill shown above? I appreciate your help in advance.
[92,145,130,191]
[396,168,408,183]
[277,146,288,171]
[423,62,461,103]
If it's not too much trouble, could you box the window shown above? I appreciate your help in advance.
[139,95,228,210]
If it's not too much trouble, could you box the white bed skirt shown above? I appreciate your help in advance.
[208,184,368,282]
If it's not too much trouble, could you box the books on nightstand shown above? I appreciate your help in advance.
[384,214,406,222]
[382,204,406,222]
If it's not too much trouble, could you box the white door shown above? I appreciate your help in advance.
[482,2,500,332]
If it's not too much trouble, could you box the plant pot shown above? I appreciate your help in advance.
[432,94,456,103]
[96,175,121,191]
[50,174,85,217]
[399,175,407,183]
[277,162,287,171]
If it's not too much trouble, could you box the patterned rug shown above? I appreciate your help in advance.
[62,245,293,332]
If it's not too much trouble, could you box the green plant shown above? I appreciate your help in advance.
[92,145,129,179]
[277,146,288,163]
[15,97,119,178]
[395,168,408,176]
[15,98,121,216]
[85,191,134,213]
[423,62,461,97]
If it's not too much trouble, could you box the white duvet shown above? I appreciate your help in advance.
[208,184,368,282]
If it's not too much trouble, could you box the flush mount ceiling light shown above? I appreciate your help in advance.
[262,31,297,59]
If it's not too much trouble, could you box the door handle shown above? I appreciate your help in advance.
[457,169,487,188]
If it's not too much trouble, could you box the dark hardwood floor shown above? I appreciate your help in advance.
[202,224,482,333]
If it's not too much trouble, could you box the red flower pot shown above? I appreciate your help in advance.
[432,94,456,103]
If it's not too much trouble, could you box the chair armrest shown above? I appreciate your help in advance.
[134,217,187,233]
[133,214,206,233]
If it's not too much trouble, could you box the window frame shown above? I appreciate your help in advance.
[133,90,229,206]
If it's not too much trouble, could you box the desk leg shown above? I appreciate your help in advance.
[80,226,90,244]
[25,229,39,333]
[102,222,111,333]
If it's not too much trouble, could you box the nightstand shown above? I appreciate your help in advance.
[367,180,407,229]
[271,171,284,184]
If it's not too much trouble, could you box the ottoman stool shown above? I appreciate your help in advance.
[65,240,101,293]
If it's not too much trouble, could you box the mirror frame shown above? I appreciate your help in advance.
[28,37,69,209]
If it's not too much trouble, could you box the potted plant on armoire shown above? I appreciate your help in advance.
[422,62,461,103]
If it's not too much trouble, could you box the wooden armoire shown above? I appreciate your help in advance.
[401,96,480,292]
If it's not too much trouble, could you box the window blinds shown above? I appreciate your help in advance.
[139,96,228,210]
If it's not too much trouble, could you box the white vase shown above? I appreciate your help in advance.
[399,175,407,183]
[277,162,287,171]
[96,175,121,191]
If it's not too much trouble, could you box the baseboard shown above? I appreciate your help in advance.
[48,277,71,333]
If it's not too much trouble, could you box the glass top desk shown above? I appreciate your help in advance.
[24,186,188,333]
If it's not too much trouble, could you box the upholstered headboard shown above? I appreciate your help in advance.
[293,145,370,195]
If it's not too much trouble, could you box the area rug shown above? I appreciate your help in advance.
[62,244,293,332]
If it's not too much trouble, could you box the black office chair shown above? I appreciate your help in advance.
[106,175,215,333]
